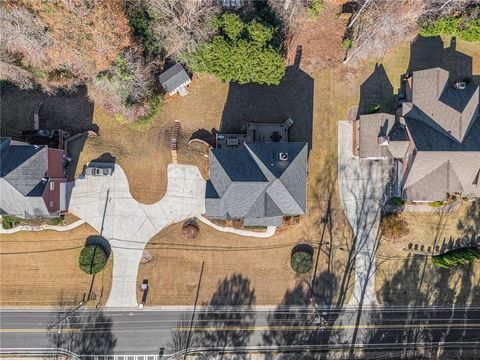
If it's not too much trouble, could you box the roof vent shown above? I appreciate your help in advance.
[454,82,467,90]
[377,136,390,146]
[279,153,288,161]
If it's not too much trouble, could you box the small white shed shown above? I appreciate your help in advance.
[158,63,192,97]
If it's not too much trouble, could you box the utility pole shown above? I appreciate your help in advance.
[183,261,205,360]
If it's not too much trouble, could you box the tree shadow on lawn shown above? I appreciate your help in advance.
[0,83,96,138]
[407,36,479,84]
[190,47,314,153]
[366,255,480,360]
[457,200,480,243]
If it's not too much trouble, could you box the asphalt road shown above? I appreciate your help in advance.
[1,305,480,358]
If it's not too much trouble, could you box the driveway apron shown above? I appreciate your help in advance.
[69,164,206,307]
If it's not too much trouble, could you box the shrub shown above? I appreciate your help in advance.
[129,95,163,130]
[432,247,480,268]
[2,215,20,229]
[381,215,409,239]
[342,38,352,50]
[307,0,324,19]
[79,245,107,275]
[420,15,480,42]
[186,13,285,85]
[47,216,64,226]
[419,17,460,37]
[389,197,405,207]
[181,220,199,240]
[291,251,313,273]
[429,201,445,208]
[365,104,382,114]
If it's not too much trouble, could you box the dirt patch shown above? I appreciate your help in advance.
[286,4,347,72]
[0,225,112,307]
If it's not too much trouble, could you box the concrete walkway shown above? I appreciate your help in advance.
[337,121,394,306]
[0,219,85,234]
[69,164,206,307]
[196,215,277,238]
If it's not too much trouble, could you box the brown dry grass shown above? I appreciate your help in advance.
[375,201,480,306]
[77,74,227,203]
[383,201,476,253]
[0,225,112,307]
[137,219,351,306]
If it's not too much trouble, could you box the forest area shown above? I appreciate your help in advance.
[0,0,478,127]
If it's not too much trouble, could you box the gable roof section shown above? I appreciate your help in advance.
[158,64,190,92]
[206,142,308,224]
[358,113,394,158]
[0,178,48,218]
[211,148,267,182]
[246,142,305,178]
[1,143,48,196]
[404,160,462,201]
[405,107,480,152]
[411,68,479,142]
[404,152,480,200]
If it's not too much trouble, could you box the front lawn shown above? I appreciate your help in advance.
[0,225,113,307]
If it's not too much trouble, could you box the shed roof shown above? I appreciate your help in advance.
[158,64,190,93]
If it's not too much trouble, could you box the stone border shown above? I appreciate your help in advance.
[196,215,276,238]
[0,219,86,234]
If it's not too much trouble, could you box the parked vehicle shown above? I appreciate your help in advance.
[85,166,113,176]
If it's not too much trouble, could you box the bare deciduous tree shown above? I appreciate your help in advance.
[345,0,476,63]
[147,0,220,57]
[345,0,425,63]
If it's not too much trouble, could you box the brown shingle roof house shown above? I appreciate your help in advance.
[353,67,480,202]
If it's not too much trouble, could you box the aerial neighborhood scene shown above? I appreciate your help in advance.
[1,0,480,359]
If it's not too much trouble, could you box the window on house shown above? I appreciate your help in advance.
[49,201,54,207]
[50,182,55,191]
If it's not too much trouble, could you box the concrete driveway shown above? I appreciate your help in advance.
[338,121,394,306]
[69,164,205,307]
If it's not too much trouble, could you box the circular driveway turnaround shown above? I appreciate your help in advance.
[69,164,206,307]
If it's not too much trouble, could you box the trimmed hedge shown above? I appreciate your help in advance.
[291,251,313,273]
[79,245,107,275]
[432,247,480,268]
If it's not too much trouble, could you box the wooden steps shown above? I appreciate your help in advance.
[171,120,181,163]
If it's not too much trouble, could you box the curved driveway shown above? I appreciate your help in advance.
[69,164,206,307]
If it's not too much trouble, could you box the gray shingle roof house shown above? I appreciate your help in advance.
[0,137,67,218]
[158,64,191,97]
[354,67,480,202]
[206,121,307,226]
